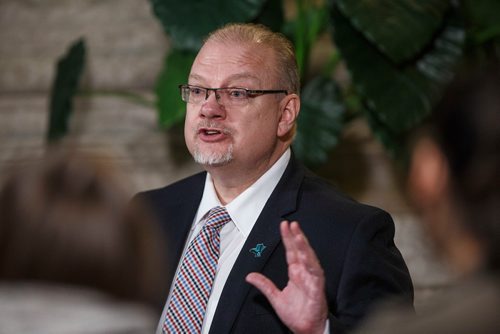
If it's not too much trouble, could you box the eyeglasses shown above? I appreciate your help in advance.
[179,84,288,107]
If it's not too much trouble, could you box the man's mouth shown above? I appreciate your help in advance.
[202,129,222,135]
[197,127,229,142]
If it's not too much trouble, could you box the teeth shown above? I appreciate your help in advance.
[205,130,220,135]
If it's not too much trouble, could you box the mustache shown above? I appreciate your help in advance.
[195,120,232,135]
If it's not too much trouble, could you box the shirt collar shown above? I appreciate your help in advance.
[195,148,291,237]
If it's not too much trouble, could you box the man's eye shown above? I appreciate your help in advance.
[190,87,204,95]
[229,89,247,99]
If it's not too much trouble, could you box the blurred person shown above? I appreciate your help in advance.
[251,63,500,333]
[0,148,168,334]
[353,63,500,334]
[136,22,413,334]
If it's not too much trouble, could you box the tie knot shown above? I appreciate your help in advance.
[205,206,231,230]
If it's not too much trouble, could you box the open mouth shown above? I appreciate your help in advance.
[198,127,228,141]
[202,129,222,135]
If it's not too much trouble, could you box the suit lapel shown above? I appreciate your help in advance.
[208,157,305,333]
[165,173,206,286]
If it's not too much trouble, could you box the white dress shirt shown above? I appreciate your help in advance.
[157,149,291,334]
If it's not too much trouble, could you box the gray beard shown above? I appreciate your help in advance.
[193,144,234,166]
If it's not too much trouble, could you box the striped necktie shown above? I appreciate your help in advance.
[163,206,232,333]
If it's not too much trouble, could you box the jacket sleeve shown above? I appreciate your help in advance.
[329,209,414,333]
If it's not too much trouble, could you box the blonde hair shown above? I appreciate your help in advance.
[205,23,300,95]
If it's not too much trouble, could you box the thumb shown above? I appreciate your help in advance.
[246,272,280,304]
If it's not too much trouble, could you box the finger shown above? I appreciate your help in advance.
[246,272,280,304]
[280,220,299,265]
[289,221,315,257]
[289,222,323,275]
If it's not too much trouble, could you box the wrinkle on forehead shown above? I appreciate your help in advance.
[189,42,276,88]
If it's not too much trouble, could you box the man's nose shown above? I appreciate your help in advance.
[204,89,222,104]
[200,89,225,118]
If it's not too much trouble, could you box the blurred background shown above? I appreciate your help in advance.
[1,0,498,310]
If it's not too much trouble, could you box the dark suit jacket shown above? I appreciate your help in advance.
[136,156,414,334]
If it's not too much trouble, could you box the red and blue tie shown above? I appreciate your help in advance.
[163,206,232,333]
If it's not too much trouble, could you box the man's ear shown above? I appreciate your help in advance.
[277,94,300,138]
[409,138,449,206]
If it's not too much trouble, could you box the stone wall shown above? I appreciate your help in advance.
[0,0,453,310]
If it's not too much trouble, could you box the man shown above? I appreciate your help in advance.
[136,23,413,334]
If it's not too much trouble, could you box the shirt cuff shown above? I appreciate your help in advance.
[323,319,330,334]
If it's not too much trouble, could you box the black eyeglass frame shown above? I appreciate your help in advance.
[178,84,288,103]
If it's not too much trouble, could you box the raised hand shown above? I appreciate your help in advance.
[246,221,328,334]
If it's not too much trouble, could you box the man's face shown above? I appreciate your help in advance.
[184,41,285,172]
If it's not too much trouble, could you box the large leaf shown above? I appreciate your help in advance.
[330,6,464,134]
[150,0,268,51]
[293,76,345,165]
[292,1,329,78]
[47,38,86,143]
[252,0,284,32]
[462,0,500,44]
[156,49,197,128]
[336,0,451,63]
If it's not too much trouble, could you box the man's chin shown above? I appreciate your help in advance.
[193,150,233,167]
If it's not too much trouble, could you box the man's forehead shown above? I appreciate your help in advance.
[190,42,272,86]
[189,72,262,86]
[197,41,267,63]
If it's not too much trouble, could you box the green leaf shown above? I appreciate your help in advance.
[336,0,451,63]
[283,1,328,78]
[462,0,500,44]
[293,76,345,165]
[463,0,500,32]
[331,6,465,134]
[150,0,268,51]
[252,0,284,32]
[294,1,328,78]
[47,38,86,143]
[156,49,197,129]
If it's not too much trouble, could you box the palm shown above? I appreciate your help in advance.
[246,221,328,334]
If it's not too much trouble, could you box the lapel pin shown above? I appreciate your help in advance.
[249,243,267,258]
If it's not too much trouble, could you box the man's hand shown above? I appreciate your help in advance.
[246,221,328,334]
